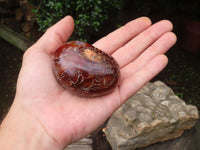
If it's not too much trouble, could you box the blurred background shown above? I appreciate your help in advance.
[0,0,200,149]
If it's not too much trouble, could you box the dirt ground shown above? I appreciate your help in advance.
[0,38,23,120]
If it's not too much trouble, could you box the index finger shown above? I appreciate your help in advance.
[93,17,152,54]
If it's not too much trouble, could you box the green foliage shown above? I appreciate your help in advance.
[175,92,184,99]
[32,0,122,40]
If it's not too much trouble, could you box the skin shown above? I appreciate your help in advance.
[0,16,177,149]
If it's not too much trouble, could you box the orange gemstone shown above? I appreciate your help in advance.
[54,41,120,97]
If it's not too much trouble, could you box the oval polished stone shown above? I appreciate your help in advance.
[53,41,120,97]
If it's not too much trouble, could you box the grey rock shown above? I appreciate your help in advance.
[64,136,93,150]
[105,81,199,150]
[136,120,200,150]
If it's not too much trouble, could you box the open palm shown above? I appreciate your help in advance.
[14,16,176,148]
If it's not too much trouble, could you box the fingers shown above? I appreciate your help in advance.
[120,32,177,81]
[119,55,168,102]
[32,16,74,54]
[93,17,152,54]
[112,20,173,68]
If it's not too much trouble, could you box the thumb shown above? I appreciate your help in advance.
[32,16,74,54]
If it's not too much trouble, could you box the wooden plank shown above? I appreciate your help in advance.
[0,24,32,51]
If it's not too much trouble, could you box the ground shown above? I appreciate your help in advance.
[0,38,22,120]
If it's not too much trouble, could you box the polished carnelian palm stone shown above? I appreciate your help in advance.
[54,41,120,97]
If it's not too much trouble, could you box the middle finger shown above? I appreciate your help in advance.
[112,20,173,68]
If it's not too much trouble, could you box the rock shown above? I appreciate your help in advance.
[15,8,23,21]
[64,136,93,150]
[136,119,200,150]
[22,22,33,33]
[105,81,199,150]
[54,41,120,97]
[19,0,35,21]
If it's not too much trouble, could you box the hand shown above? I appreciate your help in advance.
[0,16,176,149]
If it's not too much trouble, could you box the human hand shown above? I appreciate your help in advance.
[0,16,176,149]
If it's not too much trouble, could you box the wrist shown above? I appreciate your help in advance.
[0,102,61,150]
